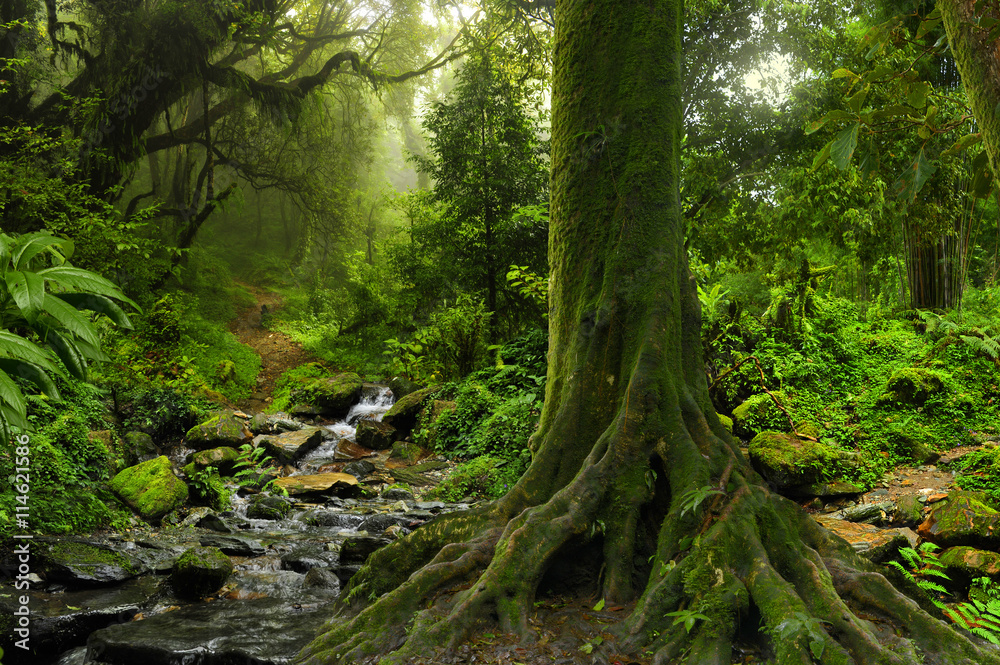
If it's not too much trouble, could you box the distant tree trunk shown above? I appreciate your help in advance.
[296,2,1000,663]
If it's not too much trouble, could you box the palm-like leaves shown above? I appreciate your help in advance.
[0,232,137,442]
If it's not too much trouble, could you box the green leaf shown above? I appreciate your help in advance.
[0,331,61,373]
[893,148,937,202]
[37,266,137,308]
[832,68,858,80]
[0,359,59,401]
[11,233,65,271]
[42,293,101,347]
[812,140,833,171]
[54,292,133,329]
[38,328,88,381]
[579,643,593,654]
[593,598,605,611]
[940,133,982,159]
[831,123,860,170]
[906,81,930,109]
[847,86,869,113]
[916,16,942,40]
[0,368,27,415]
[6,270,45,321]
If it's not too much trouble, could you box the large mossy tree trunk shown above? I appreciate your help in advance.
[296,1,1000,663]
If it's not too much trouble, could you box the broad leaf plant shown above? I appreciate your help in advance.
[0,231,137,441]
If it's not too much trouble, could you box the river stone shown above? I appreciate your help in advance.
[0,575,162,662]
[191,446,240,475]
[36,540,139,587]
[831,501,897,526]
[272,472,360,497]
[110,456,189,523]
[918,491,1000,549]
[382,487,415,502]
[302,510,365,529]
[198,535,265,557]
[85,596,331,665]
[358,513,411,534]
[814,516,918,563]
[335,439,376,460]
[249,412,269,434]
[256,426,325,465]
[185,411,253,449]
[289,372,364,418]
[170,546,233,599]
[748,432,857,489]
[125,430,158,463]
[339,536,392,565]
[382,385,439,436]
[196,512,234,533]
[343,460,376,479]
[894,495,926,526]
[281,546,339,573]
[389,376,420,399]
[356,419,396,450]
[303,567,341,592]
[939,546,1000,581]
[246,495,292,520]
[389,441,424,464]
[786,480,863,498]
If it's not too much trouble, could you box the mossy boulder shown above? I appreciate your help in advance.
[170,546,233,599]
[389,441,424,465]
[748,432,858,492]
[917,491,1000,549]
[382,386,440,437]
[939,546,1000,582]
[289,372,363,418]
[879,367,945,405]
[125,431,158,463]
[389,376,421,400]
[110,456,188,523]
[37,540,139,587]
[191,446,241,475]
[732,392,788,437]
[246,495,293,520]
[716,413,733,435]
[356,420,396,450]
[184,411,252,450]
[889,428,941,465]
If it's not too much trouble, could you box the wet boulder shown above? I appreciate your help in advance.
[748,432,858,493]
[256,426,325,465]
[190,446,240,475]
[917,491,1000,549]
[381,486,415,502]
[170,546,233,599]
[339,536,392,565]
[125,430,158,463]
[272,472,360,498]
[289,371,364,418]
[389,441,425,464]
[110,456,188,524]
[184,410,252,449]
[198,535,265,557]
[281,546,339,573]
[36,540,139,587]
[303,567,341,592]
[246,494,292,520]
[355,419,396,450]
[342,460,376,479]
[814,516,918,563]
[382,386,439,437]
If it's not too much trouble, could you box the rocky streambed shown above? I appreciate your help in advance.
[0,379,472,665]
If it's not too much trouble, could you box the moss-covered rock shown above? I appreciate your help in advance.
[889,429,941,465]
[732,392,788,437]
[170,546,233,599]
[125,431,158,463]
[246,495,292,520]
[289,372,364,418]
[939,545,1000,581]
[187,468,230,511]
[917,491,1000,549]
[191,446,240,475]
[894,495,926,526]
[110,456,188,523]
[382,386,440,436]
[716,413,733,435]
[37,540,138,586]
[389,442,424,465]
[356,420,396,450]
[879,367,946,405]
[748,431,858,491]
[184,411,252,450]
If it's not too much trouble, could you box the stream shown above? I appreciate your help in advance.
[2,386,471,665]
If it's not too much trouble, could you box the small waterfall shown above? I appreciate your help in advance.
[296,385,395,472]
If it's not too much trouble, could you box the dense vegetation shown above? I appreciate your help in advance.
[8,0,1000,660]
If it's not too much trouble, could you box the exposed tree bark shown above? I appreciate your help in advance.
[296,1,1000,663]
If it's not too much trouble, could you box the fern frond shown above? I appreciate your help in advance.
[971,627,1000,644]
[916,580,947,595]
[887,560,915,583]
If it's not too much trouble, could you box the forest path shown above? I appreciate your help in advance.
[227,282,318,413]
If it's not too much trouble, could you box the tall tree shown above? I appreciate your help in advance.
[297,1,1000,663]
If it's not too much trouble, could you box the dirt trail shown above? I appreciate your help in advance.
[228,283,319,413]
